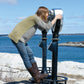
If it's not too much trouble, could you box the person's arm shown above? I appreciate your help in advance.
[34,14,62,32]
[34,15,53,31]
[51,14,62,25]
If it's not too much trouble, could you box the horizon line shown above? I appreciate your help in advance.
[0,33,84,36]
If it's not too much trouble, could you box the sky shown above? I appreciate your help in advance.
[0,0,84,34]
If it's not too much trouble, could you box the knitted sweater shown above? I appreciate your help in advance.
[8,15,53,43]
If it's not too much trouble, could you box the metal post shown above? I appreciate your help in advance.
[48,19,61,84]
[52,19,61,83]
[39,30,47,74]
[52,36,58,81]
[52,36,59,84]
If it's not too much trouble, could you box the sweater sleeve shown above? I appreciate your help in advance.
[34,15,53,32]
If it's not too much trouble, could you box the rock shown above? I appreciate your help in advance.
[80,41,84,44]
[59,41,84,47]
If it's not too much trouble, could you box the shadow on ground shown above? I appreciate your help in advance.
[5,80,33,84]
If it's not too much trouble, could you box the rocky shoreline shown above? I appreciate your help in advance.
[59,41,84,47]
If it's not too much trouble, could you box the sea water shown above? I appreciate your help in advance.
[0,35,84,63]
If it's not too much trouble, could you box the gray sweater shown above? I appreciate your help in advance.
[20,15,53,43]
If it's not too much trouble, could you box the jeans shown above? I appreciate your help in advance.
[12,40,36,69]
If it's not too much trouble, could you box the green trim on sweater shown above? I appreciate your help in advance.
[8,15,38,43]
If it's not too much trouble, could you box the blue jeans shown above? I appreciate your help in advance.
[12,40,36,69]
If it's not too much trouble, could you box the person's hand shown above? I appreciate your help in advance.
[52,14,63,25]
[55,14,63,19]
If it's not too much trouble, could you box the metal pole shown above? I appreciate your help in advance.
[52,19,61,82]
[52,34,59,84]
[48,19,61,84]
[52,19,61,83]
[39,30,47,74]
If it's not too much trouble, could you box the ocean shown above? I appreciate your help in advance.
[0,34,84,63]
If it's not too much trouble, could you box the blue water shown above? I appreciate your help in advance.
[0,35,84,63]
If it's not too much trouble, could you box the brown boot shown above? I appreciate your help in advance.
[28,67,41,83]
[32,62,48,79]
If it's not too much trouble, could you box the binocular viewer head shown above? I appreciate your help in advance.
[49,8,63,20]
[48,8,63,33]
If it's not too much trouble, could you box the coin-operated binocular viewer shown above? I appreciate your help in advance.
[42,9,68,84]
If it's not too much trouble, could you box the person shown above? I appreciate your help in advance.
[8,6,62,83]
